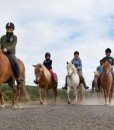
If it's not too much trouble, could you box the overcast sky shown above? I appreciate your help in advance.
[0,0,114,88]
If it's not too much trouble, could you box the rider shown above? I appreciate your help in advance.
[96,61,103,74]
[97,48,114,92]
[43,52,58,83]
[0,22,24,85]
[62,51,89,89]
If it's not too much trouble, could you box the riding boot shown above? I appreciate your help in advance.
[80,76,89,89]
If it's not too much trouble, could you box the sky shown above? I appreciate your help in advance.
[0,0,114,88]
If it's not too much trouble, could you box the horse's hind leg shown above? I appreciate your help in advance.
[53,83,61,103]
[0,87,5,107]
[9,79,20,107]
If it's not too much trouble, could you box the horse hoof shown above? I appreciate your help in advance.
[68,100,70,104]
[13,105,19,109]
[40,101,43,104]
[56,97,61,103]
[0,105,5,108]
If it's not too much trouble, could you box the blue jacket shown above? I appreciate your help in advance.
[71,58,82,70]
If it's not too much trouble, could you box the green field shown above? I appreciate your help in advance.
[1,84,77,101]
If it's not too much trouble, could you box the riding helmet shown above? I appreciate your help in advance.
[6,22,15,30]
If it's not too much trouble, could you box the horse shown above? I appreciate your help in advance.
[0,47,29,108]
[33,63,60,105]
[100,61,114,105]
[66,62,85,104]
[91,71,100,93]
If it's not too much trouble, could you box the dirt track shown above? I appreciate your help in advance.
[0,92,114,130]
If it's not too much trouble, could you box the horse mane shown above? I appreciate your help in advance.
[35,63,51,79]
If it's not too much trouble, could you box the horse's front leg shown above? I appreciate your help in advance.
[37,85,43,104]
[72,88,78,105]
[67,86,70,104]
[43,86,49,105]
[0,86,5,108]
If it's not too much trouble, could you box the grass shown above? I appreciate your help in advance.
[0,84,76,101]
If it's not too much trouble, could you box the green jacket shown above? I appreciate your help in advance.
[100,56,114,65]
[0,34,17,53]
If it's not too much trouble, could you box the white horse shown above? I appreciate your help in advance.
[66,62,85,104]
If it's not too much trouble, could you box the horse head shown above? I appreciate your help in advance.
[66,62,77,77]
[94,71,100,83]
[102,61,112,75]
[33,64,45,84]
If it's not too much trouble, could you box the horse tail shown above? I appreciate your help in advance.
[18,59,30,100]
[19,81,30,101]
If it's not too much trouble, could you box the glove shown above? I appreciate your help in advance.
[3,48,7,52]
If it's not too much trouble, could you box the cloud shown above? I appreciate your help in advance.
[0,0,114,88]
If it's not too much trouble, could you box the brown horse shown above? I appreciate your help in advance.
[33,64,60,105]
[0,47,29,108]
[100,61,114,105]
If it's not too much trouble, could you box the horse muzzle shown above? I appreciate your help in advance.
[34,80,39,84]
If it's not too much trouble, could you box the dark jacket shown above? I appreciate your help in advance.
[0,33,17,53]
[43,59,52,70]
[100,56,114,65]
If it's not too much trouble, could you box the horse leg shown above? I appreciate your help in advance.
[53,83,61,103]
[67,86,70,104]
[103,88,108,105]
[0,87,5,108]
[109,85,114,104]
[43,87,49,105]
[73,88,78,104]
[13,84,20,108]
[38,86,43,104]
[91,81,94,93]
[8,79,20,107]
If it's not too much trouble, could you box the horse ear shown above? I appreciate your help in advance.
[67,61,68,64]
[33,65,36,68]
[39,64,42,68]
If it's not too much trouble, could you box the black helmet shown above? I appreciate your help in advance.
[74,51,79,55]
[45,52,51,58]
[6,22,15,30]
[105,48,111,53]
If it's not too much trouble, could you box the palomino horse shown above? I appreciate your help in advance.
[92,71,100,93]
[33,64,60,105]
[66,62,85,104]
[100,61,114,105]
[0,47,29,108]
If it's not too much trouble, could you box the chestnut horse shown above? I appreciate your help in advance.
[0,47,29,108]
[33,64,60,105]
[100,61,114,105]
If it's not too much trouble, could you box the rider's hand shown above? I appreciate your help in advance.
[3,48,7,53]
